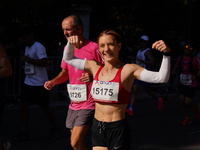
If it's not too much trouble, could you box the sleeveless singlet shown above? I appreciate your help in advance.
[91,66,130,104]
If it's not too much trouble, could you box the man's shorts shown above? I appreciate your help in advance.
[178,84,197,100]
[66,108,94,129]
[20,83,49,107]
[92,118,131,150]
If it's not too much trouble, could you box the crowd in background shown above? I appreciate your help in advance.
[1,19,200,149]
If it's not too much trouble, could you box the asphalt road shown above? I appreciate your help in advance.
[1,90,200,150]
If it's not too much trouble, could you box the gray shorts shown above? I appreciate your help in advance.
[66,108,94,129]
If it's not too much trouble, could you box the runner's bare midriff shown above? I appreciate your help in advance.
[94,102,127,122]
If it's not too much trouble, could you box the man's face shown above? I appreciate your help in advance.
[184,45,193,55]
[139,39,148,48]
[62,19,78,40]
[22,33,34,47]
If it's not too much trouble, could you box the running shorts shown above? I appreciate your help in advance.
[178,84,197,100]
[66,108,94,129]
[92,118,131,150]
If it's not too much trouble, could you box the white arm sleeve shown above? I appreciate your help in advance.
[62,42,86,71]
[140,55,170,83]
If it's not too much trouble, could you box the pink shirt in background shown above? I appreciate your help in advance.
[174,55,200,87]
[61,40,103,110]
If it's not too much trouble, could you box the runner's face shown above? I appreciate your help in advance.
[98,35,121,62]
[62,19,78,40]
[184,45,193,56]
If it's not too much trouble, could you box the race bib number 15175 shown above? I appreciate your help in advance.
[91,80,119,102]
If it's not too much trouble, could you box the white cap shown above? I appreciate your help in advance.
[140,35,149,41]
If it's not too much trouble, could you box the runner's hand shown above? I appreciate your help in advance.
[152,40,171,53]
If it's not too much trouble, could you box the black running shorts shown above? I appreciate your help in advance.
[92,118,131,150]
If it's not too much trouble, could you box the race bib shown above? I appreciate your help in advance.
[180,74,192,85]
[91,80,119,102]
[67,84,87,102]
[24,63,35,75]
